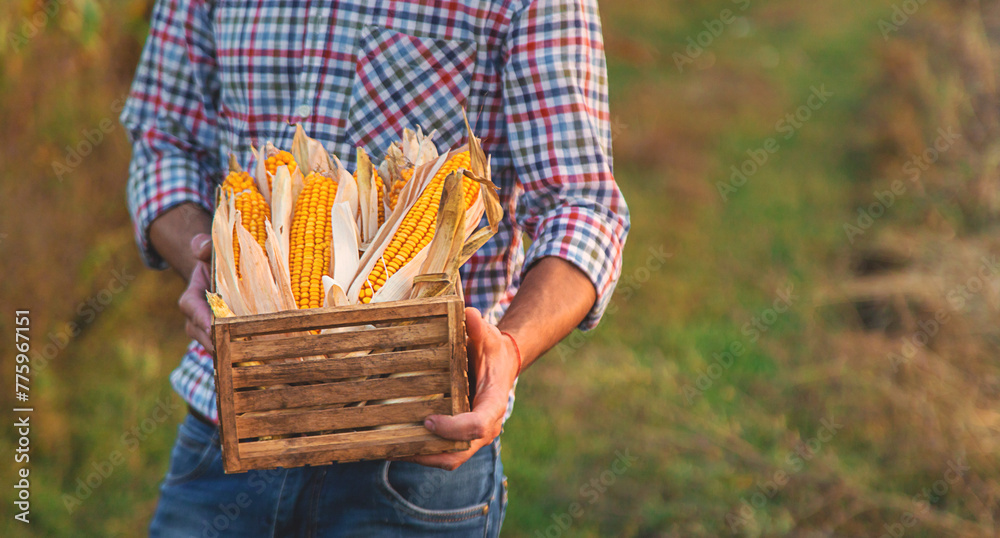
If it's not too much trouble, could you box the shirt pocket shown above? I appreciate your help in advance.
[346,25,477,157]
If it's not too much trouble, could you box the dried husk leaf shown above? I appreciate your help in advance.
[228,154,243,174]
[212,191,250,316]
[412,169,467,299]
[355,147,379,247]
[370,247,431,303]
[464,112,502,235]
[331,155,360,224]
[329,201,360,296]
[321,276,349,308]
[236,214,281,315]
[264,220,296,311]
[251,145,271,205]
[270,165,293,259]
[292,124,334,175]
[402,126,439,166]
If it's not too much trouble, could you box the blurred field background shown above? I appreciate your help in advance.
[3,0,1000,536]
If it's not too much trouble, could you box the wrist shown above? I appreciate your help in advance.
[500,331,522,376]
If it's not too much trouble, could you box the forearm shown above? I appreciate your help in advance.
[149,202,213,280]
[497,256,597,370]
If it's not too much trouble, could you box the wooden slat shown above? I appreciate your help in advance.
[212,294,470,472]
[218,296,454,337]
[233,373,451,413]
[231,347,449,388]
[236,398,453,438]
[239,425,464,460]
[447,300,471,416]
[213,324,241,472]
[239,437,467,469]
[225,322,448,363]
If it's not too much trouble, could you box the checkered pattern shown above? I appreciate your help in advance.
[122,0,630,422]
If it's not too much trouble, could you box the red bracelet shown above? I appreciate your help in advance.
[500,331,522,376]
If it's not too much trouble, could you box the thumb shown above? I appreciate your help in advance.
[464,307,486,344]
[465,307,487,371]
[191,233,212,262]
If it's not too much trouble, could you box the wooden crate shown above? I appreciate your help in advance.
[210,295,470,473]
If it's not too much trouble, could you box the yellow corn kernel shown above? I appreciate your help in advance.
[264,150,297,192]
[359,151,477,304]
[374,169,386,227]
[388,167,413,210]
[222,171,269,277]
[288,173,338,309]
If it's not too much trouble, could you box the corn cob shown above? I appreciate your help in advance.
[359,151,476,303]
[288,172,338,309]
[222,170,269,277]
[388,168,412,210]
[264,149,297,192]
[374,169,386,227]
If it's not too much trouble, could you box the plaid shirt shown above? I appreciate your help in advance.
[122,0,629,422]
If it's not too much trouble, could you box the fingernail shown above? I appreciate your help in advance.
[199,238,212,251]
[424,418,436,432]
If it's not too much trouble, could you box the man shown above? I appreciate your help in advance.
[122,0,629,535]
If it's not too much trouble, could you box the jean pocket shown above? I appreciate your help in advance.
[346,25,477,156]
[164,415,219,487]
[378,447,495,523]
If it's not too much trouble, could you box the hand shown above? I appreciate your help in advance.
[401,307,520,471]
[178,234,215,353]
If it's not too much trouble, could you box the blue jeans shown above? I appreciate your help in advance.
[149,413,508,537]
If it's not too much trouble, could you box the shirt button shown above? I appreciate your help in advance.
[296,104,311,118]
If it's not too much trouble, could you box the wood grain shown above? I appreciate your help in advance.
[213,324,241,473]
[211,294,470,473]
[225,322,448,363]
[233,373,452,413]
[236,398,453,438]
[217,296,453,337]
[231,347,450,388]
[447,299,471,416]
[239,425,467,460]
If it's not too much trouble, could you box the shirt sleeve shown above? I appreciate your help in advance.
[120,0,221,270]
[502,0,630,330]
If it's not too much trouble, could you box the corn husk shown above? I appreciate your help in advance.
[355,147,380,248]
[329,201,360,299]
[212,190,250,316]
[270,165,293,258]
[236,213,281,315]
[292,123,334,176]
